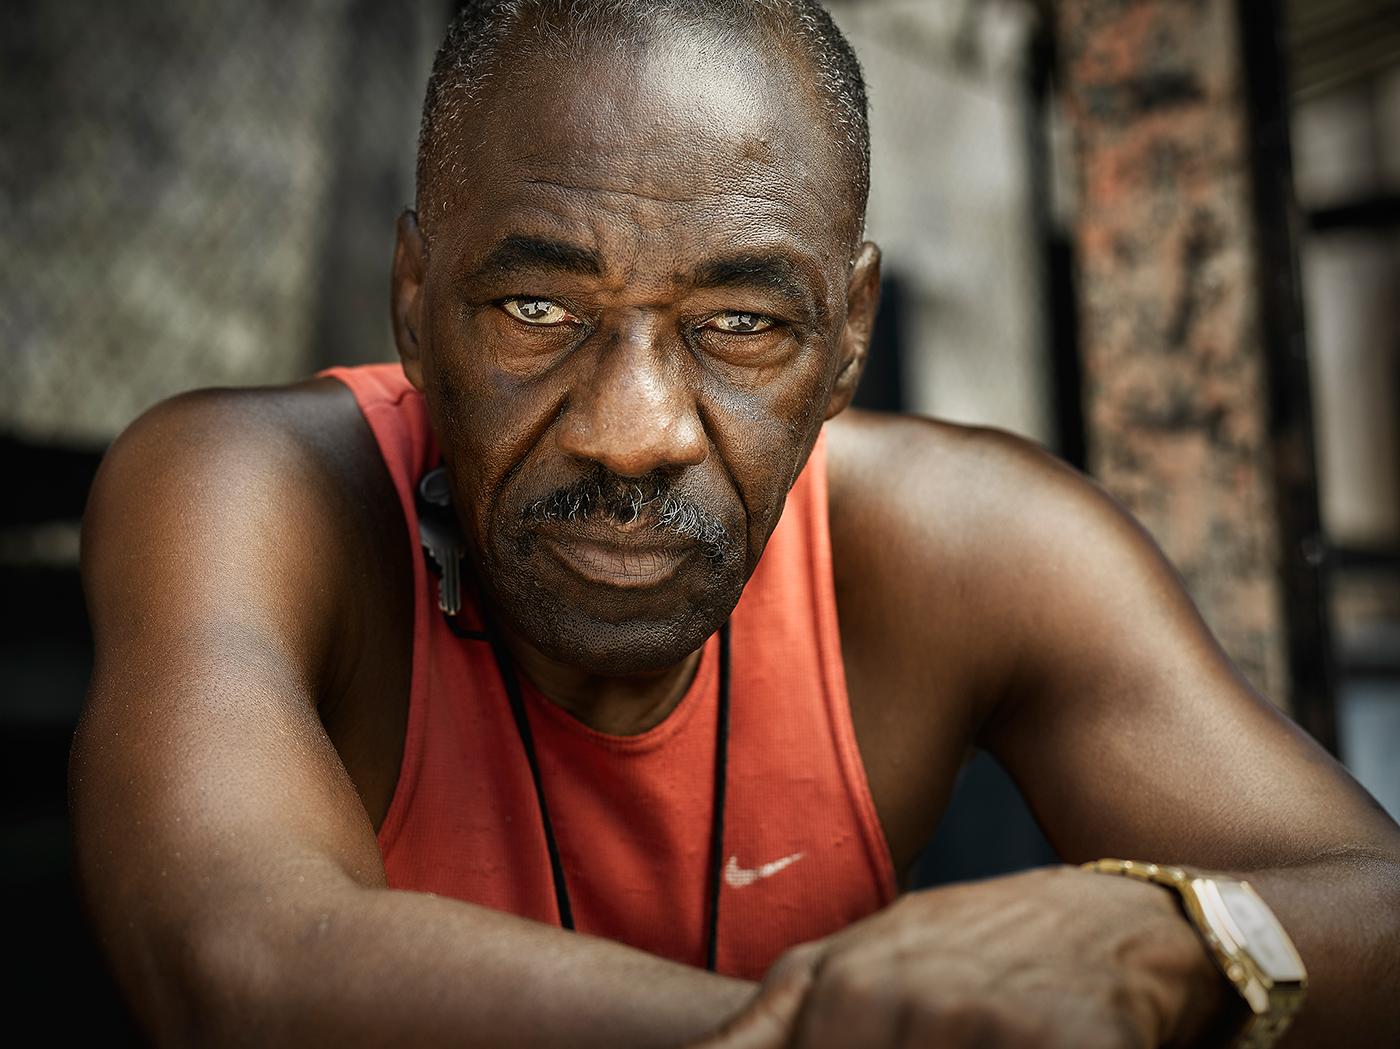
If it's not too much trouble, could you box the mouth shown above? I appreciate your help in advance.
[542,527,695,588]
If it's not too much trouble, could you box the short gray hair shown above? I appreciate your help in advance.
[416,0,869,247]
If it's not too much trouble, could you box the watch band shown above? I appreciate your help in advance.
[1082,859,1307,1049]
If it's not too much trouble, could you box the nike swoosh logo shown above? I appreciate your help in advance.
[724,852,805,888]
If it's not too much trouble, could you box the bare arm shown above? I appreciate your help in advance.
[976,429,1400,1044]
[726,413,1400,1048]
[71,385,752,1047]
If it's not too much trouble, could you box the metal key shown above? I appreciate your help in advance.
[419,467,452,509]
[417,468,464,616]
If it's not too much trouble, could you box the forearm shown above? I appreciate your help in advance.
[1230,848,1400,1046]
[120,878,755,1048]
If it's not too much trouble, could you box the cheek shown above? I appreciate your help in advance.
[698,347,833,551]
[423,355,564,548]
[426,316,560,450]
[703,330,836,424]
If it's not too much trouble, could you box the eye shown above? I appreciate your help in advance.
[705,311,775,334]
[502,298,577,326]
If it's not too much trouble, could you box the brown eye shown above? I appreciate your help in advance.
[503,298,575,326]
[707,311,774,334]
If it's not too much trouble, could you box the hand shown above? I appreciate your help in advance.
[692,866,1226,1049]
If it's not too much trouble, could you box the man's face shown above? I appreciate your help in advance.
[397,29,878,675]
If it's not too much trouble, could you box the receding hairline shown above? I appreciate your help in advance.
[414,1,870,253]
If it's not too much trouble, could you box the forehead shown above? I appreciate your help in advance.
[427,29,853,281]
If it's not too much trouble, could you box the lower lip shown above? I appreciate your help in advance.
[548,539,691,588]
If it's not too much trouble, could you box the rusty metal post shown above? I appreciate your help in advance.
[1053,0,1332,728]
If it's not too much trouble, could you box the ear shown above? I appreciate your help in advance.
[391,209,428,391]
[825,242,882,419]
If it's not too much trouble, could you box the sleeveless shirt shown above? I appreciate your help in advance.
[324,363,896,980]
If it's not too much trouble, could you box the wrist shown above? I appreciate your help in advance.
[1096,868,1229,1048]
[1083,860,1308,1049]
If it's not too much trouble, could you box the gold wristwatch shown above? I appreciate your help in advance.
[1082,859,1307,1049]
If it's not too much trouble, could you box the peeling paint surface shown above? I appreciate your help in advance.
[1057,0,1287,704]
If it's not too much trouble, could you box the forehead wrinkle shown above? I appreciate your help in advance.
[520,178,812,213]
[498,91,820,212]
[521,177,698,207]
[502,229,827,321]
[509,173,818,244]
[511,140,809,202]
[451,163,837,315]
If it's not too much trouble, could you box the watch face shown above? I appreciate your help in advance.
[1215,882,1308,983]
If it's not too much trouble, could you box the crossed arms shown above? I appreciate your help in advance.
[71,385,1400,1046]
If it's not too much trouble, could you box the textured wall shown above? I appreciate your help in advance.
[1055,0,1288,703]
[1,0,347,443]
[0,0,440,446]
[829,0,1052,446]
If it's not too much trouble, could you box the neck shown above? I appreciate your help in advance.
[494,619,705,736]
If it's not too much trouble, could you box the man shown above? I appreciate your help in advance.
[72,1,1398,1046]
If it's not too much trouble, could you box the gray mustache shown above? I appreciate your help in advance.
[522,468,729,559]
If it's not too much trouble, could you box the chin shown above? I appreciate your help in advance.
[530,612,725,676]
[490,551,748,676]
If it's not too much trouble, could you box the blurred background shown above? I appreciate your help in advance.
[2,0,1398,1039]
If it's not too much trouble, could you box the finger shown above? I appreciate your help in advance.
[686,964,814,1049]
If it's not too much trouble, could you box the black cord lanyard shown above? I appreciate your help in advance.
[439,586,732,971]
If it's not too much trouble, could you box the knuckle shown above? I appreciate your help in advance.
[825,966,882,1012]
[907,994,989,1038]
[769,940,823,980]
[811,957,890,1018]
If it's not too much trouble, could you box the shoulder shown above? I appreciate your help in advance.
[86,378,383,573]
[823,408,1145,587]
[83,377,407,691]
[91,377,372,494]
[823,409,1200,722]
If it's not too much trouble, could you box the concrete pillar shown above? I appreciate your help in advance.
[1053,0,1291,703]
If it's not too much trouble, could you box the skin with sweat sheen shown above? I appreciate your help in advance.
[397,33,878,730]
[67,6,1400,1047]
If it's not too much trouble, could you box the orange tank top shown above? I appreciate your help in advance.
[325,364,896,980]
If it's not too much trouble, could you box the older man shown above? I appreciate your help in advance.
[72,1,1398,1046]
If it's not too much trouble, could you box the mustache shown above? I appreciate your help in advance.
[521,467,729,559]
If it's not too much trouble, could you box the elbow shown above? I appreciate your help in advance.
[84,899,341,1048]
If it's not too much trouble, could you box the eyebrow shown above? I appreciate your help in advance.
[691,254,811,308]
[478,236,605,278]
[475,238,822,320]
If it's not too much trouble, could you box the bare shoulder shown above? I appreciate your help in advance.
[824,410,1391,876]
[81,375,410,738]
[824,408,1130,565]
[823,405,1250,733]
[822,407,1164,668]
[87,377,382,540]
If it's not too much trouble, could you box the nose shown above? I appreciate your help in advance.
[555,316,708,478]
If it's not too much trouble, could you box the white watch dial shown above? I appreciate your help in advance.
[1216,882,1307,982]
